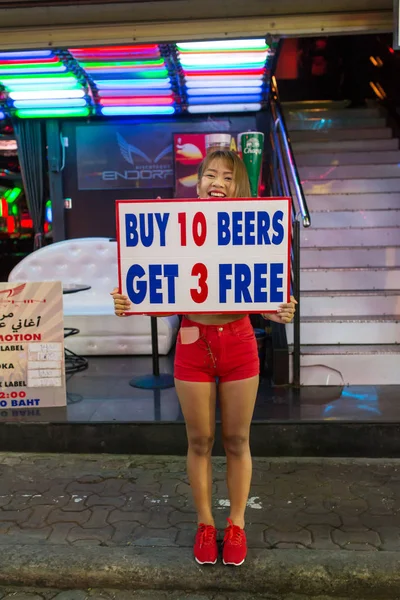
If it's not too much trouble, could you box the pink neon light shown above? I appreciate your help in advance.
[100,96,174,106]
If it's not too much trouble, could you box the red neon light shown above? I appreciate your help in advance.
[6,216,15,233]
[21,218,33,229]
[72,53,161,62]
[0,57,60,66]
[1,198,8,218]
[100,96,174,106]
[389,47,395,54]
[44,222,50,233]
[182,68,265,77]
[70,44,159,54]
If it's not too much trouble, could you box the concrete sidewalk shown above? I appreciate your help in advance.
[1,453,400,598]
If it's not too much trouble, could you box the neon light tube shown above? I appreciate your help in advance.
[10,89,85,100]
[4,82,82,93]
[0,57,60,66]
[95,79,171,89]
[13,98,87,109]
[100,96,173,106]
[70,44,159,54]
[177,40,268,51]
[0,74,78,84]
[0,111,4,119]
[101,106,175,116]
[185,74,264,82]
[80,59,165,69]
[0,51,53,59]
[16,107,90,118]
[71,51,161,61]
[186,80,263,89]
[98,88,172,97]
[189,94,261,105]
[0,66,67,75]
[179,52,268,67]
[187,87,262,96]
[188,103,261,113]
[182,66,265,75]
[84,68,169,78]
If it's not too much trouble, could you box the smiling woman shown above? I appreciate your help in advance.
[197,149,251,200]
[111,148,297,568]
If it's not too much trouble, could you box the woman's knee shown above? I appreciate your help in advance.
[188,434,215,456]
[223,434,250,457]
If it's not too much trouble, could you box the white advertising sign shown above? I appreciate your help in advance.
[117,197,291,315]
[0,281,66,410]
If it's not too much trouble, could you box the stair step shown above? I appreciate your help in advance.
[287,108,382,119]
[311,209,400,228]
[291,128,392,143]
[301,267,400,291]
[299,343,400,355]
[306,193,400,211]
[302,246,400,268]
[293,345,400,385]
[300,290,400,317]
[287,117,386,130]
[303,178,400,194]
[293,139,398,153]
[283,100,350,110]
[300,164,400,180]
[296,151,400,167]
[286,317,400,345]
[301,227,400,247]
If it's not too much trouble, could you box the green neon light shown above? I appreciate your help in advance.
[10,203,18,216]
[16,107,91,118]
[0,61,64,70]
[80,59,165,68]
[5,187,22,203]
[45,199,52,208]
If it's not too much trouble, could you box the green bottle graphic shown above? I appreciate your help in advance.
[239,132,264,197]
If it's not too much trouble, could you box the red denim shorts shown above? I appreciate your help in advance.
[174,315,259,383]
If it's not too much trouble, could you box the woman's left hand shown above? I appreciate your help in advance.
[261,296,298,324]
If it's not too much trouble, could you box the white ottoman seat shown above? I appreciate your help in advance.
[8,237,179,356]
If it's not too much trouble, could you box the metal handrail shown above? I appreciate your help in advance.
[267,75,311,387]
[270,76,311,228]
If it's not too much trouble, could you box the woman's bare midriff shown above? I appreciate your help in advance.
[185,313,247,325]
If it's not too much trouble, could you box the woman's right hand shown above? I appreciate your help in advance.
[110,287,131,316]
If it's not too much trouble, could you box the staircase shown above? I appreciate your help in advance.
[284,100,400,385]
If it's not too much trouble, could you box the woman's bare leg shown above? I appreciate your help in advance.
[219,375,259,528]
[175,378,217,525]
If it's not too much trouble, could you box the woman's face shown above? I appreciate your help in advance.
[197,158,236,199]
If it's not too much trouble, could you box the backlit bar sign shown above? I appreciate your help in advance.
[116,198,291,314]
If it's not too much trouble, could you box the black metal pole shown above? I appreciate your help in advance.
[293,219,301,388]
[151,316,160,377]
[129,316,174,390]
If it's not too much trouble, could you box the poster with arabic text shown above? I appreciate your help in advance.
[0,281,66,411]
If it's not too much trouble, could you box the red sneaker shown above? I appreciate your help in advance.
[223,518,247,566]
[193,523,218,565]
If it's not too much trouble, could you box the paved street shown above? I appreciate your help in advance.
[2,454,400,598]
[1,453,400,552]
[0,589,309,600]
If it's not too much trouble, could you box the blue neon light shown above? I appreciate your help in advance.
[0,51,53,59]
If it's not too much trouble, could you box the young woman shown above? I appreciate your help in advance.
[111,149,296,567]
